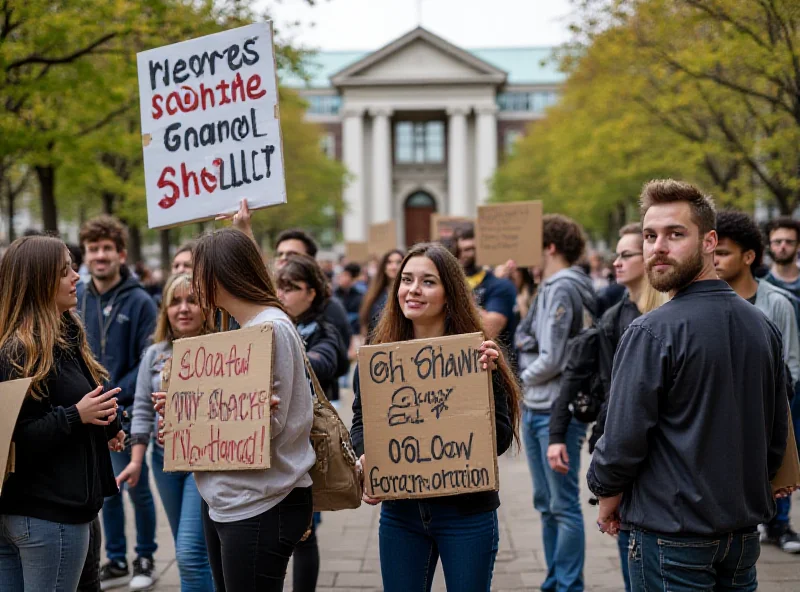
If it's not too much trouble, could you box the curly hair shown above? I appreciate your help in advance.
[542,214,586,265]
[764,217,800,242]
[274,229,319,258]
[79,215,128,253]
[716,210,764,270]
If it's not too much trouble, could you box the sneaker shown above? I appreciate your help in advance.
[765,524,800,554]
[129,557,157,591]
[99,560,129,590]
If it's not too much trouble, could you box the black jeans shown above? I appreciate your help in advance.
[202,487,313,592]
[77,516,102,592]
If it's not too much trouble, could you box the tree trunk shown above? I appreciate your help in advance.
[160,229,171,276]
[35,165,59,234]
[5,179,15,243]
[102,191,116,215]
[128,224,142,264]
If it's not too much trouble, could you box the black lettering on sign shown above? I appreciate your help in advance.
[369,350,406,385]
[413,345,482,380]
[368,464,490,495]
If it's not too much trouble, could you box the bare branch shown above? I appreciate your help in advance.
[77,101,136,137]
[682,0,771,51]
[6,33,117,72]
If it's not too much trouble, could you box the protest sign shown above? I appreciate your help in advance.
[163,324,274,471]
[0,378,32,494]
[345,242,370,263]
[430,215,473,241]
[137,22,286,229]
[772,408,800,493]
[476,201,543,267]
[368,221,399,257]
[358,333,498,500]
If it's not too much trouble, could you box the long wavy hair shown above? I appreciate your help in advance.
[359,249,404,337]
[372,243,521,445]
[0,236,107,398]
[192,228,286,315]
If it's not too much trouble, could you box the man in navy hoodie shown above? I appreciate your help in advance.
[77,216,158,591]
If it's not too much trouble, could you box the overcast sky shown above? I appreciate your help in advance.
[258,0,575,50]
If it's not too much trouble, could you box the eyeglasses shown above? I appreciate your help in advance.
[614,252,643,261]
[278,282,307,293]
[770,238,798,247]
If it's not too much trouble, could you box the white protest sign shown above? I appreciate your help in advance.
[137,22,286,229]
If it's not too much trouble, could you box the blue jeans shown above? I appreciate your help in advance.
[0,514,90,591]
[523,409,586,592]
[102,448,157,561]
[151,445,214,592]
[618,529,631,592]
[379,499,499,592]
[628,528,760,591]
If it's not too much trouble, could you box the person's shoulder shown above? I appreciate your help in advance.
[481,271,515,296]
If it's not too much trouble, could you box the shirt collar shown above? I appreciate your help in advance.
[672,279,734,299]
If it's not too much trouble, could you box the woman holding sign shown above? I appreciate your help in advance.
[191,228,316,592]
[0,236,124,591]
[276,254,348,592]
[117,273,214,592]
[350,243,521,592]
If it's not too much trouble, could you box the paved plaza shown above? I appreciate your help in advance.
[117,389,800,591]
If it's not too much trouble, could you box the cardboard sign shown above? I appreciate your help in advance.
[430,215,473,241]
[476,201,543,267]
[0,378,33,495]
[772,408,800,493]
[358,332,498,500]
[345,241,370,263]
[163,324,274,471]
[368,221,398,257]
[138,22,286,229]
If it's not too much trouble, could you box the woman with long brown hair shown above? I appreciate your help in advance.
[0,236,123,591]
[190,228,316,592]
[358,249,404,339]
[350,243,521,592]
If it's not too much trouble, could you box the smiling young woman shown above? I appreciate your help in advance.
[0,236,123,592]
[350,242,521,592]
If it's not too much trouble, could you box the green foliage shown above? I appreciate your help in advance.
[1,0,345,244]
[493,0,800,235]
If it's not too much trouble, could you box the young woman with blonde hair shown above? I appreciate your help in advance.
[0,236,123,591]
[116,273,214,592]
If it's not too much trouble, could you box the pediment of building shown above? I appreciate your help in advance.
[331,27,507,87]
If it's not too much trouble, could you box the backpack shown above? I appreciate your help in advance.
[301,354,362,512]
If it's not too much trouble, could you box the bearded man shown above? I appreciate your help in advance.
[586,180,789,592]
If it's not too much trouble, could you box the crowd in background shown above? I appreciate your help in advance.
[1,181,799,592]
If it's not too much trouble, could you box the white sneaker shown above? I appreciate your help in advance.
[129,557,157,591]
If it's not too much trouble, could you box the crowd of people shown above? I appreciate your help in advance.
[0,180,799,592]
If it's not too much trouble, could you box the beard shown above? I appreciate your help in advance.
[771,249,797,265]
[646,246,704,293]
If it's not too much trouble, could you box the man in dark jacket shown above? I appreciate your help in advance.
[77,216,158,591]
[548,223,647,592]
[588,180,789,592]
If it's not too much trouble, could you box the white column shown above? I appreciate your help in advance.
[342,108,365,241]
[370,108,393,223]
[475,105,499,206]
[447,107,469,216]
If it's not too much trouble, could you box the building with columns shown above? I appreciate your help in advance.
[283,27,564,247]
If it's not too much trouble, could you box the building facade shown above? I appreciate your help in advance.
[283,27,564,247]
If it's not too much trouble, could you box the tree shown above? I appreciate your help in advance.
[492,0,800,235]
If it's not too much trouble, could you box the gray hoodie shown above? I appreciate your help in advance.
[755,279,800,384]
[515,266,597,411]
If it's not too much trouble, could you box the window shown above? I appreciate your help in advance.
[307,95,341,115]
[394,121,445,164]
[497,91,560,113]
[320,133,336,159]
[504,130,523,155]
